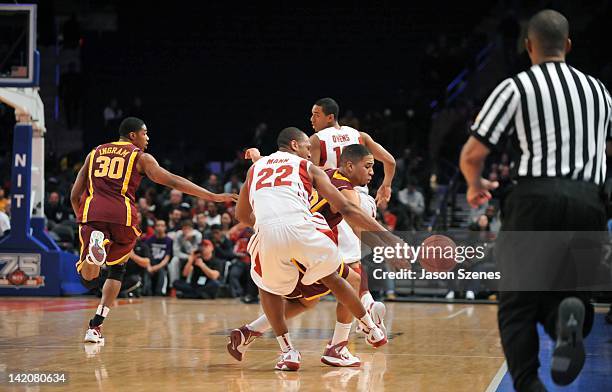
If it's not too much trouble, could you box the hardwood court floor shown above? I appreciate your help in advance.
[0,297,504,391]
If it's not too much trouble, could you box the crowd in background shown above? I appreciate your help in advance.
[1,1,611,305]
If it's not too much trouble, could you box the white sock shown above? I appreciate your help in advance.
[97,304,110,317]
[361,292,375,309]
[276,333,294,353]
[357,313,376,331]
[247,314,271,333]
[331,322,352,345]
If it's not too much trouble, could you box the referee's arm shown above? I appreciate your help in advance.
[460,78,519,207]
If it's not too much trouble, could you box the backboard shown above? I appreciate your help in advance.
[0,4,38,87]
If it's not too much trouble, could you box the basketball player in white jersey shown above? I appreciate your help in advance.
[244,99,395,336]
[310,97,395,333]
[231,145,380,367]
[235,127,399,371]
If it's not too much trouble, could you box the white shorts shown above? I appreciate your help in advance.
[337,190,377,264]
[248,215,340,296]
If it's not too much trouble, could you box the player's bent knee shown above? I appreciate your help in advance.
[107,263,127,282]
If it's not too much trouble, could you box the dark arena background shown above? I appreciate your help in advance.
[0,1,611,391]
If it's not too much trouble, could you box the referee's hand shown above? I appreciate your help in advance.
[466,178,499,208]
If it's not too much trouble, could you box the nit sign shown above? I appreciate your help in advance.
[12,153,27,210]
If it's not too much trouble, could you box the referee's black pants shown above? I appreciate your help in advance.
[497,178,604,391]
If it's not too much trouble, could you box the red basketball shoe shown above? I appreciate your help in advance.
[227,325,262,361]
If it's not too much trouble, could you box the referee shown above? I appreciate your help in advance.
[460,9,611,392]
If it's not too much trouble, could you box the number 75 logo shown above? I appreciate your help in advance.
[0,253,44,288]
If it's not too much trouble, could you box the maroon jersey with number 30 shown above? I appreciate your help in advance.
[77,141,143,226]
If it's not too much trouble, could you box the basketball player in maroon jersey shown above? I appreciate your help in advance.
[70,117,237,343]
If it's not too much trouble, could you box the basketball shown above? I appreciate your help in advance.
[418,235,457,273]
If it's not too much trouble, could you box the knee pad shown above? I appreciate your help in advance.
[107,263,127,282]
[80,275,100,290]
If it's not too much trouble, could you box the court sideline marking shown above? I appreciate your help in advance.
[485,360,507,392]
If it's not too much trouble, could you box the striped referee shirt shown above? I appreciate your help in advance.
[471,61,612,185]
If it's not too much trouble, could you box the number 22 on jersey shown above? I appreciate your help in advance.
[255,165,293,190]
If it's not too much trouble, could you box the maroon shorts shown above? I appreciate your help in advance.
[284,261,350,301]
[76,221,141,273]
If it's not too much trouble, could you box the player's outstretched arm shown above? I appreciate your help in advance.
[311,164,407,270]
[137,153,238,203]
[360,131,396,206]
[235,168,255,226]
[309,164,384,234]
[337,188,367,238]
[70,152,91,215]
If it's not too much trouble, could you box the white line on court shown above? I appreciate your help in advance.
[485,360,507,392]
[444,307,470,319]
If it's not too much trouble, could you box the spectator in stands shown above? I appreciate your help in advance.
[179,201,192,220]
[381,191,410,231]
[194,213,209,236]
[220,212,234,237]
[252,122,274,153]
[484,205,501,233]
[145,220,173,296]
[469,214,490,232]
[144,187,159,217]
[224,174,243,194]
[209,224,237,262]
[398,181,425,229]
[167,208,183,233]
[174,240,225,299]
[0,202,9,238]
[173,220,202,275]
[160,189,184,221]
[204,174,222,194]
[0,187,8,213]
[227,231,251,298]
[191,198,208,217]
[121,235,152,297]
[103,97,123,131]
[137,197,155,237]
[205,201,222,226]
[45,191,71,228]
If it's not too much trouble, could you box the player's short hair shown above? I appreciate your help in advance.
[314,97,339,120]
[339,144,372,166]
[277,127,307,149]
[118,117,146,137]
[527,9,569,56]
[181,220,193,229]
